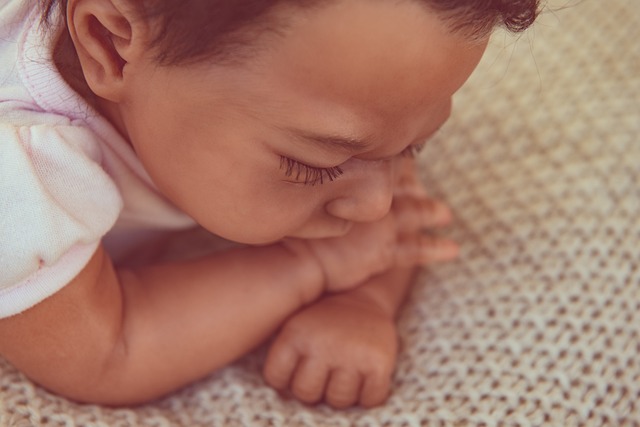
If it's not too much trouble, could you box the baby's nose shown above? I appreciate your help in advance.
[324,160,394,223]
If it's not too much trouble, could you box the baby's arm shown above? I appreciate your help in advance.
[0,242,324,405]
[0,177,437,405]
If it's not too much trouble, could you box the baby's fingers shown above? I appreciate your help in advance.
[360,372,393,408]
[263,341,298,392]
[394,197,453,232]
[289,357,329,404]
[396,234,459,266]
[325,369,362,409]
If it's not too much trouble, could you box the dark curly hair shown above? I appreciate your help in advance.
[41,0,541,65]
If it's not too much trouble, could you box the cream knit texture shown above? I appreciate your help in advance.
[1,1,638,425]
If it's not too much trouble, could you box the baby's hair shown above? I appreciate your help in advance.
[41,0,541,66]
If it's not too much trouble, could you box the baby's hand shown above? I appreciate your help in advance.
[263,292,398,408]
[285,175,455,293]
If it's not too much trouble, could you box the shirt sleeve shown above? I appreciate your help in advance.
[0,123,123,318]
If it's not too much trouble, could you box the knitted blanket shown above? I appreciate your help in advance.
[1,1,638,425]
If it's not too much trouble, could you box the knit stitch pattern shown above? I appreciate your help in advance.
[1,1,639,425]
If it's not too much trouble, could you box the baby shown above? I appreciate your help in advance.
[0,0,539,408]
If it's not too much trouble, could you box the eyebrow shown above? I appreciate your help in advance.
[284,128,374,153]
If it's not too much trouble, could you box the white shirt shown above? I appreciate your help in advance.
[0,0,195,318]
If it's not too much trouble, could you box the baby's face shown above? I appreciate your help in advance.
[113,0,487,244]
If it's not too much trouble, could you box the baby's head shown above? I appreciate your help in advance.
[44,0,539,244]
[43,0,538,66]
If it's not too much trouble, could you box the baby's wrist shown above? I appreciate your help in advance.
[279,239,326,304]
[344,267,417,318]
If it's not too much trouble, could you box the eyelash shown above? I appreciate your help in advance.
[279,156,344,186]
[279,143,426,186]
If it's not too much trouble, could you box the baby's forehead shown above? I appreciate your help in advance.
[254,2,485,114]
[187,2,483,156]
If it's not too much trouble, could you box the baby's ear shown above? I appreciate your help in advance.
[66,0,150,102]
